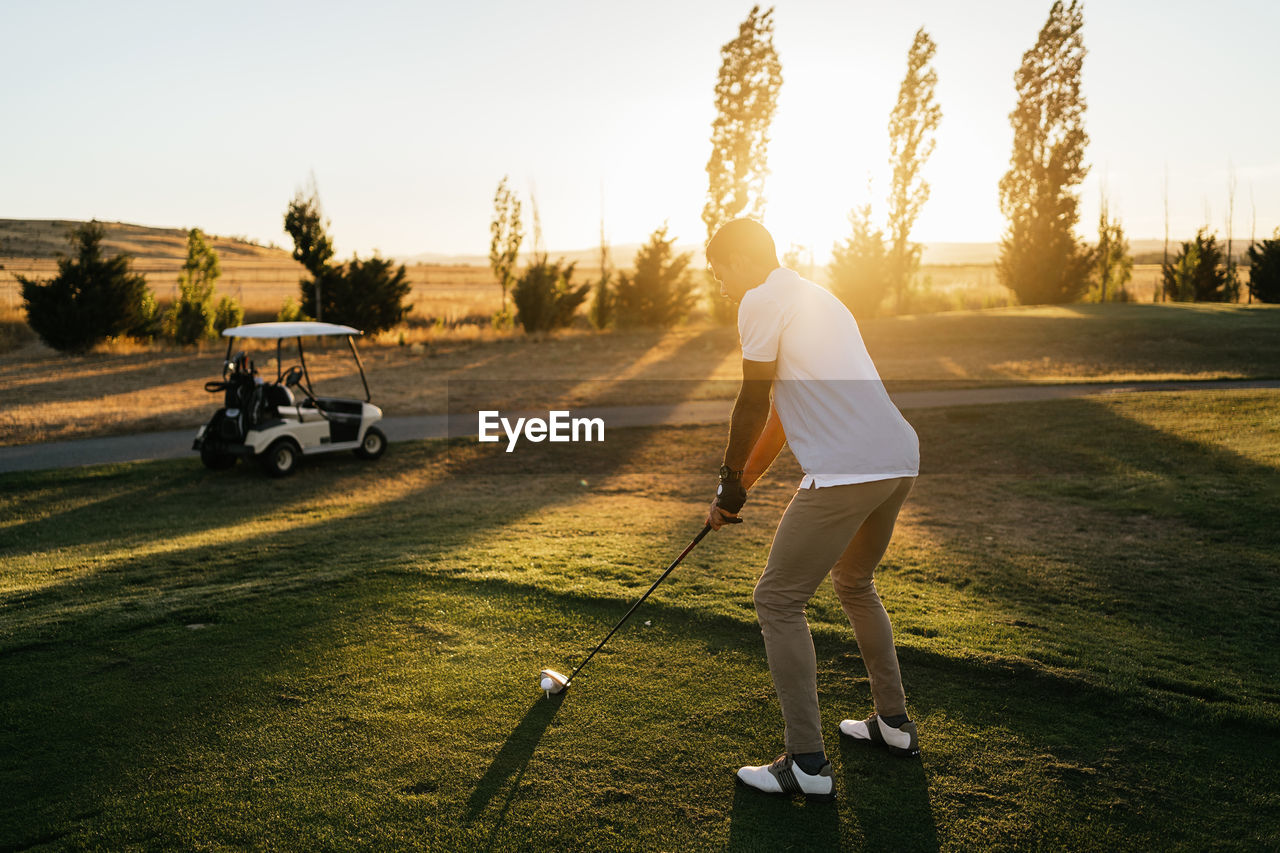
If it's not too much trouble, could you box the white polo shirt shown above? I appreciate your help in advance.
[738,267,919,488]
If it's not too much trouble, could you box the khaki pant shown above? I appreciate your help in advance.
[753,476,915,754]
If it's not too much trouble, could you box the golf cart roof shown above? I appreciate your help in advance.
[222,322,362,339]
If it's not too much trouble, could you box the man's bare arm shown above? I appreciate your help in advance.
[707,360,777,529]
[742,403,785,491]
[723,359,777,471]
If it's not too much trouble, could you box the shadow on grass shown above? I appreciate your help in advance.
[837,738,938,853]
[908,393,1280,641]
[726,782,842,851]
[461,693,568,853]
[465,692,566,819]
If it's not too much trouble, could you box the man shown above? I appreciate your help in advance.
[705,219,921,802]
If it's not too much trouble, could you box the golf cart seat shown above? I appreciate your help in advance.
[264,382,295,412]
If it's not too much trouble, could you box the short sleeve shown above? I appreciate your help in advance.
[737,288,782,362]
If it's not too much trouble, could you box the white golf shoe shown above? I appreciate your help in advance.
[839,713,920,757]
[735,754,835,802]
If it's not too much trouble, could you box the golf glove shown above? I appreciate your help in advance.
[716,475,747,514]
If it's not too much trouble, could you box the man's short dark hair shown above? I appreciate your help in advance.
[706,219,779,268]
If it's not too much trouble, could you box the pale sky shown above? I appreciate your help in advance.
[3,0,1278,261]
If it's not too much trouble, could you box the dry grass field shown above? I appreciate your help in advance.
[1,218,509,330]
[0,219,1240,338]
[1,256,506,325]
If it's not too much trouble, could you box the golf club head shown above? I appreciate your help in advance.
[539,668,569,696]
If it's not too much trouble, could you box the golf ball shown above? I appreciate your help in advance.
[540,676,553,692]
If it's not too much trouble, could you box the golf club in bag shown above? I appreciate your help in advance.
[540,519,736,695]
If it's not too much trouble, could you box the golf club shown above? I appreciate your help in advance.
[540,519,736,696]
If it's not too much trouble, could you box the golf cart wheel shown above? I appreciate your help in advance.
[258,438,301,477]
[354,426,387,460]
[200,444,237,470]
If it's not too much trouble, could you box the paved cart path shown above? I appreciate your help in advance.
[1,378,1277,475]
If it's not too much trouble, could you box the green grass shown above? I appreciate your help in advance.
[868,302,1280,384]
[2,390,1278,850]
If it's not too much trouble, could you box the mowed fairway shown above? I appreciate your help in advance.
[2,389,1278,850]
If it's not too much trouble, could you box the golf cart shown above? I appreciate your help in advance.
[193,321,387,476]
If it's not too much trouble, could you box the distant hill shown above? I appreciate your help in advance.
[0,219,292,262]
[6,219,1251,269]
[396,244,655,268]
[919,243,998,265]
[916,240,1247,266]
[402,242,1001,267]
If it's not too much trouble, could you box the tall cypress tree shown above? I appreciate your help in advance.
[702,6,782,234]
[997,1,1092,304]
[702,5,782,321]
[886,27,942,314]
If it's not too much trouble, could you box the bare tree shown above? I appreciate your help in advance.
[529,185,546,264]
[1250,183,1256,304]
[1225,163,1239,302]
[589,195,614,330]
[1162,164,1170,302]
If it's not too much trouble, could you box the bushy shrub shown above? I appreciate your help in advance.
[1246,233,1280,303]
[1163,229,1229,302]
[491,307,514,331]
[284,178,411,332]
[277,297,310,322]
[19,221,152,353]
[166,300,212,344]
[828,203,890,318]
[512,258,588,332]
[132,290,165,340]
[213,296,244,333]
[301,255,411,334]
[613,226,696,328]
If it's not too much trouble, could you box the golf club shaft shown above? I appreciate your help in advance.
[566,523,712,685]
